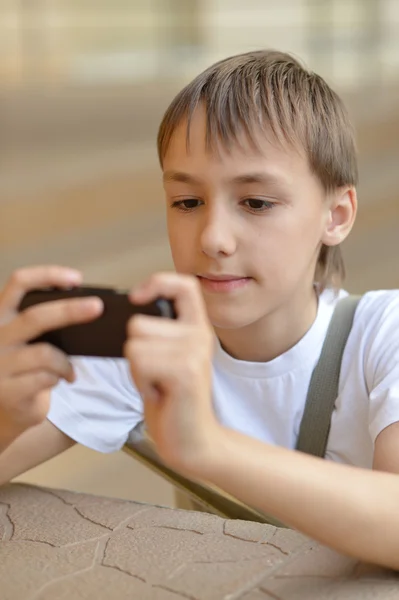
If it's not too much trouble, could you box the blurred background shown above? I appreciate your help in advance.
[1,0,399,507]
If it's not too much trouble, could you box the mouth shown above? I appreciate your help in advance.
[196,274,252,293]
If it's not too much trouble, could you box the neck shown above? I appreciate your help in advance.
[214,286,319,363]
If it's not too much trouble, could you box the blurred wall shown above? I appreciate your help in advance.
[1,0,399,290]
[2,1,399,86]
[1,0,399,504]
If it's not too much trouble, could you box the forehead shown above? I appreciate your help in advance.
[162,107,309,182]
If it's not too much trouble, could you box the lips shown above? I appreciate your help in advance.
[197,274,251,293]
[199,274,244,281]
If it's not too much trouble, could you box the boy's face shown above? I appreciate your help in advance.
[162,108,333,330]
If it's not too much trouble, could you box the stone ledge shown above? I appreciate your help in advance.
[0,483,397,599]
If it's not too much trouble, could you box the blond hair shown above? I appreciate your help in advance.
[157,50,358,291]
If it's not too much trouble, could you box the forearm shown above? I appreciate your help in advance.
[0,423,20,455]
[199,428,399,570]
[0,420,75,487]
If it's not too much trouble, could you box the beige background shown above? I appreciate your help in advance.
[2,0,399,508]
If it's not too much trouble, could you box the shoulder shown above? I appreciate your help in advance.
[350,290,399,444]
[356,289,399,320]
[346,289,399,385]
[351,289,399,342]
[320,288,399,322]
[325,288,399,379]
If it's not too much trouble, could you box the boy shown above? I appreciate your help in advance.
[1,50,399,569]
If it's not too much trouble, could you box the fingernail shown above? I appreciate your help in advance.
[81,297,103,311]
[66,270,82,284]
[65,365,76,384]
[130,286,145,300]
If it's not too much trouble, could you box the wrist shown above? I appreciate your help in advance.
[184,423,233,483]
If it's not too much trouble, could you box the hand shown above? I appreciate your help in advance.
[0,266,103,448]
[126,272,221,477]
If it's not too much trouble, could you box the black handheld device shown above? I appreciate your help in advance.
[18,286,176,358]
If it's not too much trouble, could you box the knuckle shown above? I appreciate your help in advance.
[127,315,142,336]
[34,370,59,390]
[18,306,36,328]
[186,274,200,292]
[10,268,26,288]
[123,339,137,360]
[150,271,173,286]
[20,305,42,330]
[148,273,161,287]
[34,343,56,365]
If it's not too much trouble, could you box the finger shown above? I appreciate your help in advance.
[124,338,199,396]
[0,370,60,407]
[124,338,173,397]
[130,272,208,325]
[130,371,161,404]
[0,266,82,313]
[0,343,75,383]
[127,315,194,340]
[2,296,103,346]
[123,344,156,402]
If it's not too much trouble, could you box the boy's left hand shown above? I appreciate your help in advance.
[125,272,220,477]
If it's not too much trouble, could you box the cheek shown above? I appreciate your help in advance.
[167,221,194,272]
[272,204,326,251]
[247,214,321,278]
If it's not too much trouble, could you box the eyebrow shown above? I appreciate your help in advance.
[163,170,286,187]
[163,171,201,185]
[232,173,284,186]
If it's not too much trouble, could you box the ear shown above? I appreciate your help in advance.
[321,187,357,247]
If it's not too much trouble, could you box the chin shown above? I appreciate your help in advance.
[206,305,259,330]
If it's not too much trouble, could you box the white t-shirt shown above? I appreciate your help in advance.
[48,288,399,469]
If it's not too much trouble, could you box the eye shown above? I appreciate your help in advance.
[242,198,276,212]
[170,199,202,212]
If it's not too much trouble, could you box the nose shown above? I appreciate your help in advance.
[200,205,237,258]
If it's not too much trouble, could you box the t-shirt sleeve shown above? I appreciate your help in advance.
[47,357,143,453]
[365,291,399,443]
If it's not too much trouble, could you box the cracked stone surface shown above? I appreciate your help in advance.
[0,484,397,599]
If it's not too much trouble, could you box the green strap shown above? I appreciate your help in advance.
[124,422,284,526]
[295,294,361,457]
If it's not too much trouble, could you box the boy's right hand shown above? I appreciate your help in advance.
[0,266,103,448]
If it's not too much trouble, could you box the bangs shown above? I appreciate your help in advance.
[158,52,305,164]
